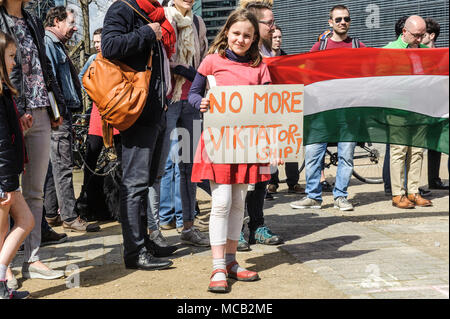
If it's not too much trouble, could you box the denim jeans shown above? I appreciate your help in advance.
[158,138,183,228]
[147,102,182,230]
[305,142,356,202]
[177,101,201,223]
[147,100,202,229]
[120,116,166,263]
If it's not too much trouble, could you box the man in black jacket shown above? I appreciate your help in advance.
[102,0,174,270]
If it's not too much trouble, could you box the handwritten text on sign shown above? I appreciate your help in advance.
[203,84,304,164]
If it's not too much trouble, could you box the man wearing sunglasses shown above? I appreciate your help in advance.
[310,4,365,51]
[291,5,365,212]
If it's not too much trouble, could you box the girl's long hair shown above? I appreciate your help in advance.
[0,31,17,96]
[208,8,262,67]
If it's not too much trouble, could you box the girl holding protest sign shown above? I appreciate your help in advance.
[188,8,274,293]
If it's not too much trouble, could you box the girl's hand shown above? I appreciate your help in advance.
[0,192,15,206]
[270,157,284,167]
[199,98,210,113]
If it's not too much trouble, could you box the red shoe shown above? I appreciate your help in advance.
[226,261,260,281]
[207,269,229,293]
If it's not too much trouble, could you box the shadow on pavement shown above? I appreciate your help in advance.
[244,236,374,273]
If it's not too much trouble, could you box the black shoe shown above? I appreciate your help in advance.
[429,180,449,190]
[265,192,274,201]
[146,239,177,257]
[419,187,432,197]
[41,229,68,247]
[125,251,173,271]
[321,181,333,192]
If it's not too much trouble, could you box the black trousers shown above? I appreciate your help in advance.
[427,150,442,185]
[269,162,299,188]
[83,134,122,186]
[119,115,166,263]
[245,181,268,232]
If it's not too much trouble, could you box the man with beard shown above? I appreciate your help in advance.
[310,4,365,52]
[290,5,365,212]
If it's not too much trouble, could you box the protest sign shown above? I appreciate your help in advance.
[203,84,304,163]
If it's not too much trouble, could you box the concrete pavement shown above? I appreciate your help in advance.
[11,153,449,299]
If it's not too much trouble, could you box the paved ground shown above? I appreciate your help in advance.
[10,152,449,299]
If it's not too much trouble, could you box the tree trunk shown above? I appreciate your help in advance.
[79,0,91,112]
[79,0,90,60]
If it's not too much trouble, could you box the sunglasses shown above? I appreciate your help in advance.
[333,16,351,23]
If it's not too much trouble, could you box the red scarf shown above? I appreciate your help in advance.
[135,0,176,58]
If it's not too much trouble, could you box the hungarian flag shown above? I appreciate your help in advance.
[264,48,449,154]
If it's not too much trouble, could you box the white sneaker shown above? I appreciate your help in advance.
[334,197,354,211]
[290,197,322,209]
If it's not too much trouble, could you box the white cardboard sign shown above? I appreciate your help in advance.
[202,84,304,164]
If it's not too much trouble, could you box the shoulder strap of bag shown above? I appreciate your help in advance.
[193,15,200,38]
[121,0,153,68]
[352,38,361,48]
[121,0,152,24]
[319,38,328,51]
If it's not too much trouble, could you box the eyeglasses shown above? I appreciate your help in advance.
[406,29,426,39]
[333,16,351,23]
[259,20,275,28]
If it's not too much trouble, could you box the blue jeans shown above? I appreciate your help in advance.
[147,100,201,229]
[305,142,356,202]
[158,138,183,228]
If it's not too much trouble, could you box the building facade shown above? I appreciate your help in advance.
[273,0,449,54]
[198,0,238,42]
[195,0,449,51]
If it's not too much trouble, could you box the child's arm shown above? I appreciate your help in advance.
[188,72,208,111]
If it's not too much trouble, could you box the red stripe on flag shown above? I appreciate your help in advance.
[264,47,449,86]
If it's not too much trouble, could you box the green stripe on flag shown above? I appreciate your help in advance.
[304,107,449,154]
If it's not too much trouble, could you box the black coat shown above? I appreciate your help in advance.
[0,86,25,192]
[0,6,67,119]
[101,0,167,127]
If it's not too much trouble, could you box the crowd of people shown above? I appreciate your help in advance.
[0,0,447,298]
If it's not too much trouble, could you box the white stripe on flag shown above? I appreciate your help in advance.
[304,75,449,118]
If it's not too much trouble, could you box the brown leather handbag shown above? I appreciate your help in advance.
[82,0,153,140]
[82,52,152,132]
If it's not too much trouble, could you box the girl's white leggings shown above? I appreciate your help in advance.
[209,181,248,246]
